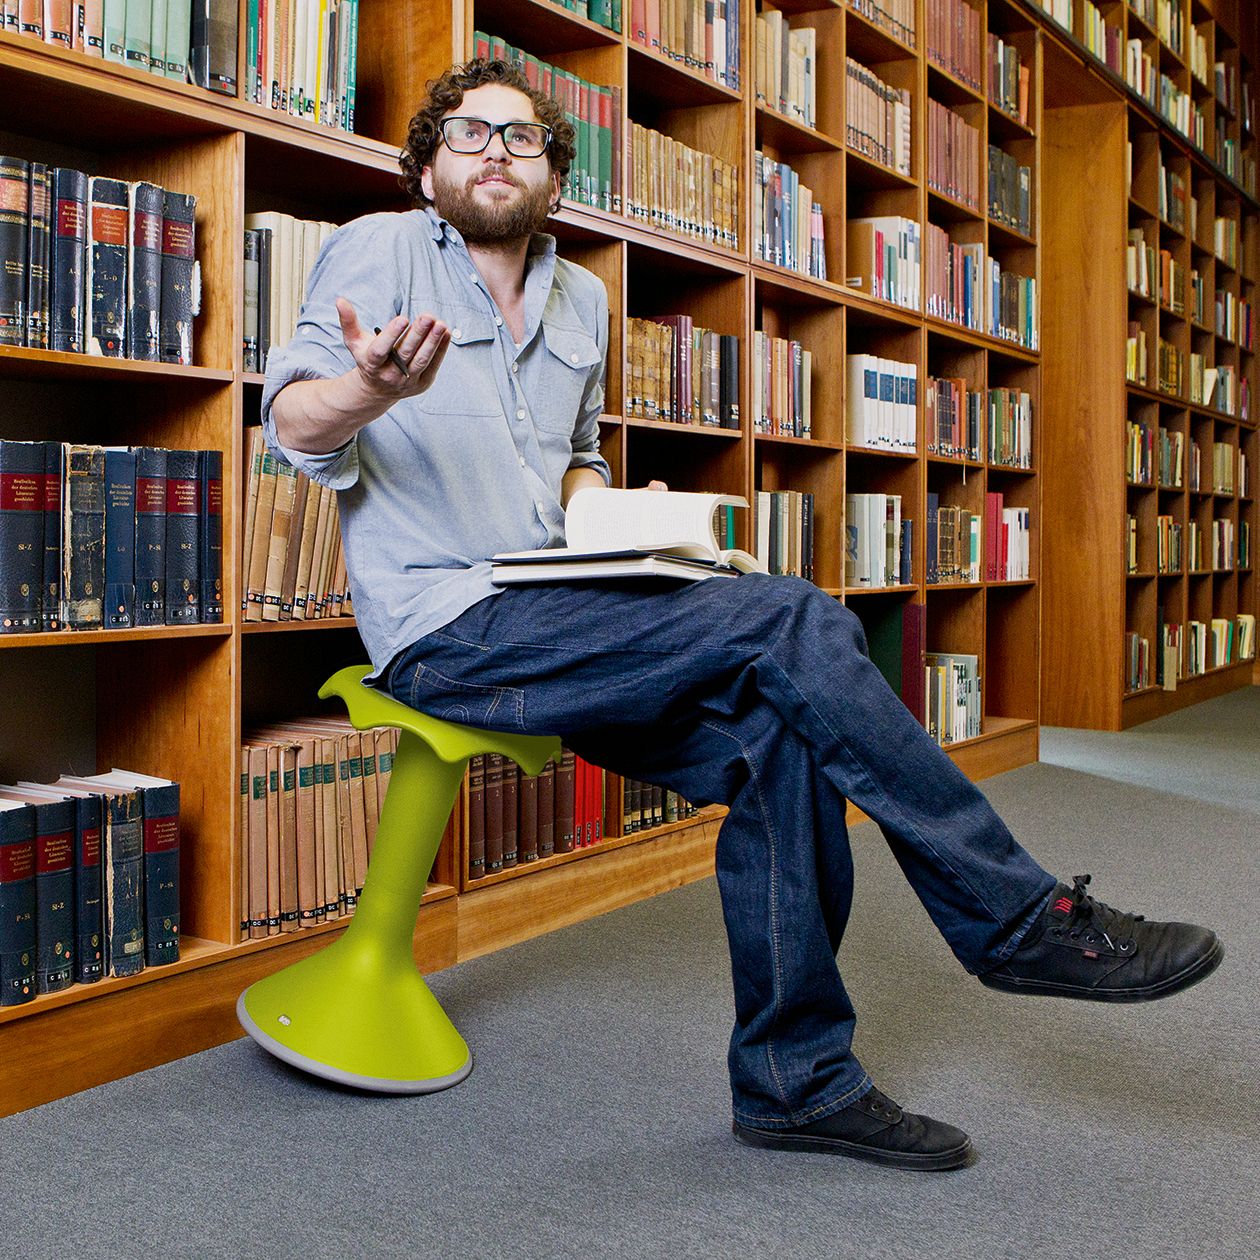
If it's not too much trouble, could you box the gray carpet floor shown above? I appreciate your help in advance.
[2,689,1257,1260]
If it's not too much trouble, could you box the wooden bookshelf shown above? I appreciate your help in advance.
[1039,0,1259,729]
[17,0,1253,1113]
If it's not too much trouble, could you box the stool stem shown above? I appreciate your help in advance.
[342,731,466,949]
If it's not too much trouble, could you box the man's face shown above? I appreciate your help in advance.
[421,83,561,245]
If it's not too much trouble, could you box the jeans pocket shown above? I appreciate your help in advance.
[407,661,525,731]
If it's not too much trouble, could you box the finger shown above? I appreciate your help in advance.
[409,321,451,377]
[392,313,438,365]
[363,317,410,371]
[335,297,363,343]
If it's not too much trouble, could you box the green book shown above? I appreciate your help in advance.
[103,0,126,63]
[123,0,151,70]
[164,0,191,81]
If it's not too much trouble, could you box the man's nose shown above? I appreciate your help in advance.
[483,131,511,161]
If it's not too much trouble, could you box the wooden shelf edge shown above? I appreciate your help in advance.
[0,624,231,648]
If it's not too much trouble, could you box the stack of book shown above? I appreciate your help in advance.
[1081,2,1123,73]
[987,34,1030,123]
[1159,248,1184,312]
[1156,514,1183,573]
[926,224,984,329]
[845,493,912,588]
[927,493,980,584]
[985,492,1031,580]
[846,216,921,310]
[245,0,359,129]
[1237,613,1257,660]
[0,769,180,1005]
[1157,336,1183,395]
[627,125,740,250]
[625,317,739,428]
[845,58,912,176]
[752,153,827,279]
[846,354,919,451]
[621,777,698,833]
[630,0,740,91]
[754,489,815,579]
[240,720,400,938]
[241,428,351,622]
[928,100,981,211]
[924,652,980,746]
[988,387,1033,468]
[473,33,622,215]
[1212,442,1236,494]
[989,147,1033,237]
[989,258,1037,348]
[926,376,983,461]
[1158,425,1184,486]
[0,159,197,363]
[1128,418,1155,483]
[751,332,812,438]
[1212,519,1235,571]
[1125,631,1151,692]
[755,12,816,129]
[927,0,981,87]
[0,441,223,633]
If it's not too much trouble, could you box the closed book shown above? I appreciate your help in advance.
[244,745,268,937]
[207,0,238,94]
[197,449,223,621]
[103,0,123,61]
[536,760,555,858]
[84,770,181,966]
[901,600,926,724]
[25,162,51,349]
[0,440,45,633]
[0,156,30,346]
[50,167,87,353]
[277,745,300,931]
[255,226,272,368]
[61,444,106,629]
[122,0,150,66]
[41,441,63,631]
[133,445,167,625]
[0,801,36,1006]
[85,175,127,357]
[159,190,196,364]
[293,737,321,924]
[501,760,518,868]
[467,754,485,880]
[239,427,263,613]
[163,447,199,623]
[242,228,260,371]
[245,448,277,620]
[483,752,504,874]
[164,0,190,81]
[0,791,74,993]
[148,0,168,71]
[518,769,538,862]
[262,460,297,620]
[102,447,136,628]
[554,748,576,853]
[277,472,308,618]
[126,181,164,361]
[189,0,210,86]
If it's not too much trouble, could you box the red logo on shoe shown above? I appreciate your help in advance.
[1083,950,1100,958]
[1054,897,1073,914]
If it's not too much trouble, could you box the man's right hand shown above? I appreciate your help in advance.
[336,298,452,401]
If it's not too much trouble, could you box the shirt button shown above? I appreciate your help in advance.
[469,273,477,283]
[570,352,580,363]
[516,408,526,420]
[495,316,503,326]
[452,328,461,340]
[518,456,526,467]
[511,362,519,373]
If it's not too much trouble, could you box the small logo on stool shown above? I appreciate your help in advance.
[278,1014,292,1026]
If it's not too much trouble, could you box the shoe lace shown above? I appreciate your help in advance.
[1061,874,1145,951]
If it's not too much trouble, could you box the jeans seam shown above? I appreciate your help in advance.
[733,1073,873,1128]
[760,645,1009,932]
[700,716,792,1117]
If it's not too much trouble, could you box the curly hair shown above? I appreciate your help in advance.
[399,59,577,211]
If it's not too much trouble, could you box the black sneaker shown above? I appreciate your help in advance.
[732,1086,974,1171]
[979,874,1224,1002]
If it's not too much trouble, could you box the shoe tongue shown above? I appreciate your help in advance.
[1050,888,1076,918]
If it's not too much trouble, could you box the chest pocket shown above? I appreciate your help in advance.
[536,322,602,434]
[415,309,502,419]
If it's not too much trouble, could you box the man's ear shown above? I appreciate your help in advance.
[420,164,435,203]
[548,169,562,215]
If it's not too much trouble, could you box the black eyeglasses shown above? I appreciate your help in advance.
[439,117,553,158]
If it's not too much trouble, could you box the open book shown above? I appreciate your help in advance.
[491,488,768,584]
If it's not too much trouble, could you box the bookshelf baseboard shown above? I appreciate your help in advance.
[1121,662,1256,728]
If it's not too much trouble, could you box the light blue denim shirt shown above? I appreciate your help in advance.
[261,206,612,680]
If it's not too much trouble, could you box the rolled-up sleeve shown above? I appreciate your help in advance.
[260,217,405,490]
[567,283,612,487]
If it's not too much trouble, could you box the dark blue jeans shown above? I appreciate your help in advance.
[385,574,1057,1129]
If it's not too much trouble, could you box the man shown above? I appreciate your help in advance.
[263,60,1224,1171]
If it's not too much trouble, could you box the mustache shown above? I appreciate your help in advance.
[471,170,523,189]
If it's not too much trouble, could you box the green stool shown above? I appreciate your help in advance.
[236,664,560,1093]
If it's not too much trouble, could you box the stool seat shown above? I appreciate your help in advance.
[237,665,561,1093]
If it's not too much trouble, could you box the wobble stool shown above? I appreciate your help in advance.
[237,664,560,1092]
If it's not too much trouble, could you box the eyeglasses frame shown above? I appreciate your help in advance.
[438,117,554,158]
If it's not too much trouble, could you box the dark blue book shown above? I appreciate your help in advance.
[126,181,164,361]
[85,175,128,358]
[0,791,74,993]
[0,800,36,1006]
[50,167,87,354]
[60,444,106,629]
[83,771,180,968]
[133,446,166,626]
[164,448,199,624]
[41,441,63,631]
[103,447,136,628]
[198,449,223,622]
[0,440,45,633]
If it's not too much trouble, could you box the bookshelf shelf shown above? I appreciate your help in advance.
[843,584,917,596]
[239,620,360,634]
[626,41,743,107]
[0,349,234,385]
[755,433,846,451]
[755,105,843,155]
[845,5,917,62]
[844,144,918,191]
[989,217,1037,248]
[0,625,233,650]
[624,417,742,438]
[473,0,622,52]
[928,186,986,223]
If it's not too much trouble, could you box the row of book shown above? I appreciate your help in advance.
[1158,162,1187,231]
[989,147,1033,238]
[543,0,619,29]
[473,34,622,216]
[240,721,398,938]
[988,34,1031,125]
[755,489,815,581]
[928,500,980,584]
[243,211,332,375]
[984,493,1031,581]
[925,652,980,747]
[0,768,180,1005]
[629,0,740,91]
[987,387,1035,469]
[927,377,982,461]
[1081,1,1122,73]
[1142,612,1259,691]
[0,160,198,364]
[927,99,981,212]
[1126,629,1150,692]
[927,0,981,89]
[845,58,912,177]
[0,441,222,633]
[242,428,351,621]
[846,354,918,452]
[846,216,921,311]
[849,0,914,48]
[624,317,740,428]
[846,493,913,589]
[627,125,739,250]
[751,332,812,439]
[1187,359,1237,415]
[754,11,815,131]
[3,1,231,94]
[924,226,1039,348]
[244,0,359,131]
[1213,290,1253,348]
[752,153,827,279]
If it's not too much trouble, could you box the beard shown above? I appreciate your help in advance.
[430,168,555,244]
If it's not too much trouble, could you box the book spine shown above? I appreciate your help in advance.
[0,156,30,347]
[0,806,36,1006]
[159,191,196,365]
[242,228,259,372]
[50,167,86,353]
[501,760,518,869]
[126,181,165,361]
[33,800,75,993]
[141,782,181,966]
[555,748,575,853]
[198,449,223,622]
[103,447,136,628]
[164,447,200,624]
[41,441,62,631]
[518,769,538,862]
[74,795,104,983]
[133,445,167,626]
[86,176,128,357]
[61,444,106,629]
[165,0,191,81]
[189,0,210,87]
[467,755,485,880]
[104,793,145,977]
[208,0,239,95]
[0,441,45,633]
[537,760,555,858]
[25,162,51,349]
[483,752,503,874]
